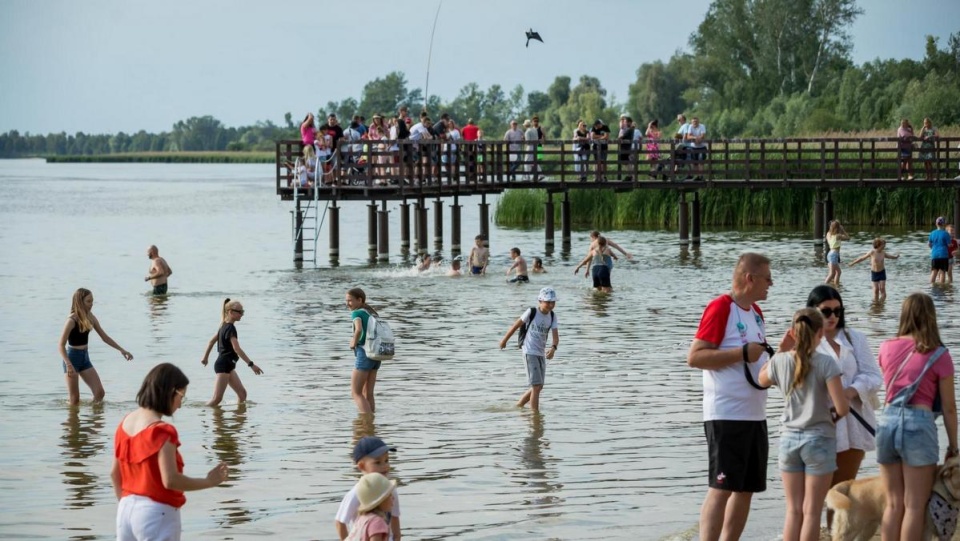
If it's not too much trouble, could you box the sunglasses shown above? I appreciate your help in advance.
[819,307,844,319]
[231,308,245,315]
[175,389,186,399]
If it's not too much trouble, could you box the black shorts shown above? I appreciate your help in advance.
[509,275,529,283]
[214,356,238,374]
[932,258,949,272]
[871,269,887,282]
[592,265,611,288]
[152,283,168,295]
[704,420,768,493]
[593,146,608,161]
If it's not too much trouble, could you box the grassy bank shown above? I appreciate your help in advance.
[45,151,273,163]
[495,188,956,228]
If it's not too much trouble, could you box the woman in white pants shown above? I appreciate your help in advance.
[112,363,229,541]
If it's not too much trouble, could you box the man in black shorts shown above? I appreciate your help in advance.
[687,252,774,541]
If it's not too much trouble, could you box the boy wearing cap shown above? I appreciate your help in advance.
[929,216,951,284]
[498,287,560,411]
[335,437,401,541]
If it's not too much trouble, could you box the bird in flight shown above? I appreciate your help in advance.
[525,29,543,48]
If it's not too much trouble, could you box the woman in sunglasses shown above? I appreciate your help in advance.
[805,285,882,528]
[201,298,263,406]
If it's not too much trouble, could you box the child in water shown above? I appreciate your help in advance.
[759,308,848,541]
[848,238,900,301]
[448,259,462,277]
[506,247,529,283]
[468,235,489,275]
[531,257,547,274]
[201,299,264,406]
[335,437,401,540]
[343,472,396,541]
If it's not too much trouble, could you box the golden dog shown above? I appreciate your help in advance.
[825,456,960,541]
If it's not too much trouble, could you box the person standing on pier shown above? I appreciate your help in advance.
[504,120,524,180]
[319,114,344,152]
[145,245,173,295]
[301,113,317,147]
[590,119,611,182]
[687,252,774,541]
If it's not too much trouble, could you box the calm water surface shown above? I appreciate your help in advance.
[1,159,959,540]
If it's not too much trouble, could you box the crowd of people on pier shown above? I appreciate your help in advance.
[291,108,959,188]
[55,209,960,540]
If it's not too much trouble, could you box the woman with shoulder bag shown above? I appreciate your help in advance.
[804,285,882,529]
[876,292,958,540]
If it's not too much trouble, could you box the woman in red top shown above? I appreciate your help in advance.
[111,363,228,541]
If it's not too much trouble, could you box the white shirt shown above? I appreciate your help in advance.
[335,485,401,541]
[409,123,431,142]
[816,328,881,452]
[445,128,461,152]
[686,124,707,148]
[519,309,557,356]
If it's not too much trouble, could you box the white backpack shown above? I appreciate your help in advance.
[364,311,395,361]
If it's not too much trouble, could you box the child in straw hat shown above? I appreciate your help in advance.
[346,473,396,541]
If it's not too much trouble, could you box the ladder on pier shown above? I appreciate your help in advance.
[291,155,329,263]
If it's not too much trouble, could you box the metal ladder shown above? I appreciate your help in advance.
[291,150,335,264]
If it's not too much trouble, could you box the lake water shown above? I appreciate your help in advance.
[1,158,958,540]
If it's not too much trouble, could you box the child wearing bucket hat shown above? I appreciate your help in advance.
[344,473,396,541]
[335,437,401,540]
[498,287,559,411]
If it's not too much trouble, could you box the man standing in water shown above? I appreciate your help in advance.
[687,252,773,541]
[144,245,173,295]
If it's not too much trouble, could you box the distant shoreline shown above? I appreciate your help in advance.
[44,151,273,163]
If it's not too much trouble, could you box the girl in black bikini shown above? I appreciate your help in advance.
[57,288,134,405]
[201,299,263,406]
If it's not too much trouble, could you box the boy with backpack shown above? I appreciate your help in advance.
[498,287,559,411]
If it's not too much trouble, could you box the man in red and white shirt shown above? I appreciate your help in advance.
[687,252,774,541]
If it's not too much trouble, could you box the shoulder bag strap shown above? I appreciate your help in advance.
[743,343,771,391]
[889,346,946,405]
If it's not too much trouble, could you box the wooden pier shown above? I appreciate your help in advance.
[274,137,960,262]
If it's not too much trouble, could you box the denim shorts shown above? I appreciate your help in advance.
[354,346,382,371]
[827,250,841,265]
[63,347,94,374]
[876,405,939,466]
[778,429,837,476]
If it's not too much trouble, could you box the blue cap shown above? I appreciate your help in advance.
[937,216,946,226]
[352,436,396,463]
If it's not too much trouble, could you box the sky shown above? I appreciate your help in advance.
[1,0,958,135]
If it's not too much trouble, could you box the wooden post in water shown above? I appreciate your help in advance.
[544,191,555,252]
[679,192,690,246]
[418,197,428,256]
[451,196,462,255]
[294,199,304,261]
[955,188,960,231]
[329,201,340,262]
[813,191,824,245]
[479,193,490,247]
[691,191,701,246]
[433,198,443,247]
[367,203,378,257]
[400,201,410,252]
[377,200,390,262]
[561,191,571,251]
[413,200,422,252]
[824,191,834,229]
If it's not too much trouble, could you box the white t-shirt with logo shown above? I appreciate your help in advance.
[520,309,558,356]
[693,294,769,421]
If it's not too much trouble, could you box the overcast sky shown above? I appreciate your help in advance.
[1,0,957,135]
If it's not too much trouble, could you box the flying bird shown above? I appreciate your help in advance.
[525,28,543,48]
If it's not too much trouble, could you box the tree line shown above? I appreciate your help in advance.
[2,0,957,158]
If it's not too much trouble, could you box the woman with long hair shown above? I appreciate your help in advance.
[877,292,957,540]
[346,288,382,414]
[824,220,849,285]
[918,117,939,181]
[301,112,317,147]
[201,299,263,407]
[112,363,228,540]
[805,285,882,528]
[760,308,848,541]
[58,288,133,405]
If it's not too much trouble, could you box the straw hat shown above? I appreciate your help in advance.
[355,472,397,513]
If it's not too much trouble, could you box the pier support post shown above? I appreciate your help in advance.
[294,199,304,261]
[417,197,428,256]
[679,193,690,246]
[955,189,960,232]
[433,198,443,247]
[367,203,378,258]
[451,196,462,255]
[329,201,340,263]
[691,191,701,246]
[814,193,824,245]
[479,194,490,247]
[561,191,571,252]
[413,200,422,252]
[377,201,389,262]
[545,192,555,252]
[400,201,410,252]
[824,191,834,229]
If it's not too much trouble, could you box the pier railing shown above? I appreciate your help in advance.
[276,137,960,200]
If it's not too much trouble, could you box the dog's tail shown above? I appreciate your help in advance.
[825,479,853,511]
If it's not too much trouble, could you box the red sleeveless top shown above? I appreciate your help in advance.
[114,419,186,508]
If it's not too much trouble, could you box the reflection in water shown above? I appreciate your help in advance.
[584,290,614,316]
[678,246,702,268]
[147,294,170,344]
[353,413,377,446]
[516,412,563,509]
[60,405,106,509]
[868,298,888,316]
[210,404,253,527]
